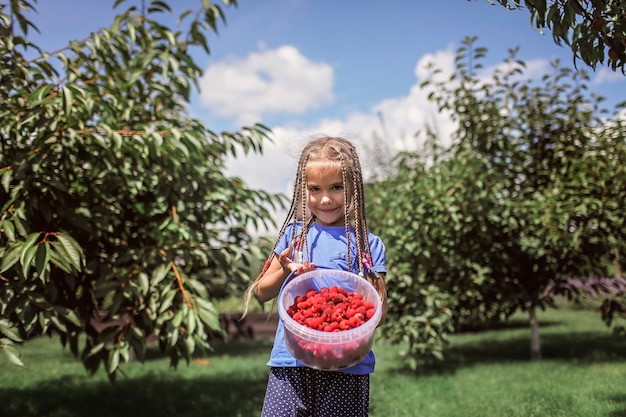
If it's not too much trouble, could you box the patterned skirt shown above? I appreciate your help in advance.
[261,366,370,417]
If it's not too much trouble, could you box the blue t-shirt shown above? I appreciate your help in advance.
[267,222,386,374]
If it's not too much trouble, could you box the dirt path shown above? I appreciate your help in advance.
[220,311,278,339]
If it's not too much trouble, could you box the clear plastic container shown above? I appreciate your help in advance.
[277,269,382,370]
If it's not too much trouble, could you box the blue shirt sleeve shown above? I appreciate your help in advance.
[368,233,387,274]
[274,222,302,256]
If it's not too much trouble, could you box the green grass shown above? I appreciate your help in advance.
[372,305,626,417]
[2,303,626,417]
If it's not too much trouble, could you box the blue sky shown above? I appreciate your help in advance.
[26,0,626,202]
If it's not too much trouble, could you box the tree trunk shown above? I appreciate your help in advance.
[529,305,542,360]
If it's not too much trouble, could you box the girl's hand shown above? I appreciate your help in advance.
[296,260,316,275]
[278,247,316,276]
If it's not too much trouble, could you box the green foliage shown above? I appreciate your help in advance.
[487,0,626,72]
[369,36,626,365]
[0,0,285,380]
[367,151,456,364]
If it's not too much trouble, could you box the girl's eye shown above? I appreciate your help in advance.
[332,185,344,191]
[308,186,319,192]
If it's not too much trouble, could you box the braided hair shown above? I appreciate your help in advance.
[243,136,382,315]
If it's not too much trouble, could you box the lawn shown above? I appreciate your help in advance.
[2,301,626,417]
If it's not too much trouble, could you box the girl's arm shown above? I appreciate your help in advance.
[254,248,316,303]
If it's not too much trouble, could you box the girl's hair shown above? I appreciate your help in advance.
[243,136,378,316]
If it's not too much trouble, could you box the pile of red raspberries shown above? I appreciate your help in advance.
[286,285,376,332]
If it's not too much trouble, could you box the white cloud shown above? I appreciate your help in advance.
[199,45,334,125]
[223,46,556,197]
[225,47,460,199]
[222,45,561,235]
[593,67,626,85]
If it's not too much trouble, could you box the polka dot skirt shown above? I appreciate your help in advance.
[261,366,370,417]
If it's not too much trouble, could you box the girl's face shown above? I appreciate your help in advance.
[305,164,346,227]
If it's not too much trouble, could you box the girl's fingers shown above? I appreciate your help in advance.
[278,248,292,268]
[295,262,316,275]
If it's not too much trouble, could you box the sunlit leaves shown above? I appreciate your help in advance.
[0,340,24,367]
[368,37,626,366]
[1,0,282,379]
[489,0,626,72]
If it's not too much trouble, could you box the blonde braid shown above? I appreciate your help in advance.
[352,163,364,276]
[242,148,305,316]
[299,156,310,262]
[339,155,353,273]
[351,145,368,274]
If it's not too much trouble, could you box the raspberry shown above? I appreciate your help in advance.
[286,286,373,331]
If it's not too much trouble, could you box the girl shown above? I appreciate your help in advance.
[243,136,387,417]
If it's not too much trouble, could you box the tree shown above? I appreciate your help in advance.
[369,37,626,364]
[485,0,626,71]
[0,0,283,380]
[366,147,456,366]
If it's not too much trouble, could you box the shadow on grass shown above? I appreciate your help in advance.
[455,318,561,333]
[0,338,276,417]
[0,369,268,417]
[394,329,626,377]
[142,337,275,362]
[608,394,626,417]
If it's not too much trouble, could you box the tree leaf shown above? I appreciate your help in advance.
[53,306,82,328]
[0,320,23,343]
[54,232,84,270]
[1,219,15,241]
[151,263,171,287]
[19,232,40,269]
[1,168,12,193]
[49,247,72,273]
[35,241,51,277]
[2,344,24,367]
[0,244,22,273]
[61,85,73,117]
[50,315,67,333]
[107,349,120,374]
[20,243,38,278]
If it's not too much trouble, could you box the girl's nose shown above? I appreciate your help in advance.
[320,195,332,205]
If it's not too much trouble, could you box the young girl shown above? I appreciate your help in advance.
[244,136,387,417]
